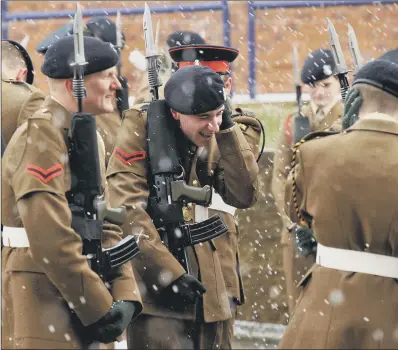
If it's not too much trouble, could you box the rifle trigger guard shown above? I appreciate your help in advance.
[176,165,185,180]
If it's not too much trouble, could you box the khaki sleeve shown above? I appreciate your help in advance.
[106,107,185,294]
[12,118,113,326]
[17,90,46,127]
[213,123,259,209]
[271,116,293,222]
[98,132,143,317]
[284,147,308,224]
[232,114,262,159]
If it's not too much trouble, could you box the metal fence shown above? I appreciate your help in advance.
[1,0,231,46]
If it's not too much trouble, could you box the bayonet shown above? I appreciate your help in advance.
[71,3,88,111]
[348,23,363,73]
[292,44,302,115]
[116,11,123,50]
[20,35,30,49]
[72,3,87,68]
[143,2,162,100]
[326,18,350,101]
[155,20,160,52]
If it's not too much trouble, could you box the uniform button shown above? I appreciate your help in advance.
[183,207,192,222]
[192,180,199,186]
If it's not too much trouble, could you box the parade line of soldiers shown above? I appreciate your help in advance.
[1,4,398,350]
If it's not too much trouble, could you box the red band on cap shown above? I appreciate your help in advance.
[179,61,230,73]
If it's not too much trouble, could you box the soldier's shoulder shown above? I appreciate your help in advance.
[123,103,150,119]
[296,129,341,153]
[232,106,256,118]
[232,106,262,131]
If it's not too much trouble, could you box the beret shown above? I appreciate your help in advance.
[36,17,125,54]
[36,22,73,54]
[379,48,398,62]
[167,31,206,48]
[301,49,336,85]
[85,16,125,49]
[3,39,34,84]
[41,36,119,79]
[169,44,239,73]
[165,65,226,115]
[353,50,398,98]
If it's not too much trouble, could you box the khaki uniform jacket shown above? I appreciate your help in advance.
[96,111,122,167]
[106,104,259,322]
[211,107,262,305]
[272,101,343,243]
[2,97,142,347]
[1,79,45,145]
[279,115,398,349]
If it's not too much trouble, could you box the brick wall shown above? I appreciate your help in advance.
[4,1,398,97]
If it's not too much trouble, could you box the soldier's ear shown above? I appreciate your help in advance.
[15,68,27,82]
[170,108,179,120]
[64,79,73,94]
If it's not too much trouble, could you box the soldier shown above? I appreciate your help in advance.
[133,30,206,104]
[35,16,127,167]
[1,40,45,146]
[168,44,263,348]
[2,36,142,349]
[278,50,398,349]
[271,48,343,314]
[106,65,259,349]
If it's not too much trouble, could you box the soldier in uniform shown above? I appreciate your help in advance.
[2,36,142,349]
[1,40,45,146]
[168,44,263,348]
[278,50,398,349]
[35,16,127,167]
[133,30,206,104]
[271,48,343,314]
[106,65,259,349]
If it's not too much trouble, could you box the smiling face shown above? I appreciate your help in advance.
[82,66,121,114]
[171,105,225,147]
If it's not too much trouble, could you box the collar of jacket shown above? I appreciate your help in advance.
[41,96,74,131]
[347,113,398,136]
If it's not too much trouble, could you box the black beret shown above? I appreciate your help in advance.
[85,17,125,49]
[41,36,119,79]
[379,48,398,61]
[353,50,398,98]
[165,65,226,115]
[3,39,34,84]
[301,49,336,85]
[167,31,206,48]
[169,44,239,73]
[36,22,74,54]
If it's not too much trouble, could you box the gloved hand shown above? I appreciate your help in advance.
[161,273,206,310]
[342,87,363,130]
[220,101,235,130]
[72,300,136,345]
[288,223,317,258]
[294,226,318,257]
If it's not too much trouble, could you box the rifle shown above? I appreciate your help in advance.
[115,11,130,118]
[143,3,227,274]
[292,44,311,143]
[68,4,139,280]
[327,18,350,101]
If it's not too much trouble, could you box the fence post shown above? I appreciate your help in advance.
[248,1,256,99]
[221,0,231,47]
[2,0,8,39]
